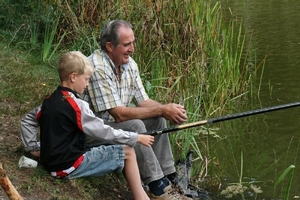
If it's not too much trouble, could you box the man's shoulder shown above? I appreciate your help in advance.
[89,49,111,70]
[89,49,103,59]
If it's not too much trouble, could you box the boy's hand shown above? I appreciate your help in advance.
[137,134,154,147]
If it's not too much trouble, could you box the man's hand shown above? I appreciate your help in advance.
[162,103,187,125]
[137,134,154,147]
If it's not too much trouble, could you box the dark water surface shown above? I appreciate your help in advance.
[209,0,300,199]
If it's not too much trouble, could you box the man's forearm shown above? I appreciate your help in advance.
[110,104,164,122]
[109,99,187,124]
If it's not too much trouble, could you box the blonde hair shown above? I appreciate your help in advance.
[58,51,94,81]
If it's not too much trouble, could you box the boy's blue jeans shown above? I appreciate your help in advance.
[65,145,124,179]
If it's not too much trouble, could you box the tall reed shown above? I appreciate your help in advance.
[42,11,66,62]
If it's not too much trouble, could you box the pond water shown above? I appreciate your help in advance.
[208,0,300,199]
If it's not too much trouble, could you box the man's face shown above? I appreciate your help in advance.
[108,26,135,67]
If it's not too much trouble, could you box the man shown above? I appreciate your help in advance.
[84,20,190,199]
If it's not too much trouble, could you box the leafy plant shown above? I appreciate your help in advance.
[42,12,62,62]
[274,165,295,200]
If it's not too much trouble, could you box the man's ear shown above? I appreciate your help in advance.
[105,42,114,52]
[69,72,77,83]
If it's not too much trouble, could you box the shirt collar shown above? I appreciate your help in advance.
[103,50,129,72]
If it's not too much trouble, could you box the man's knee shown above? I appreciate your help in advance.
[144,117,167,131]
[127,119,147,132]
[156,117,167,129]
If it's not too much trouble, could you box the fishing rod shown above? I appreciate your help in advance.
[143,101,300,136]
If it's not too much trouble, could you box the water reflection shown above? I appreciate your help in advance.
[209,0,300,199]
[219,0,300,102]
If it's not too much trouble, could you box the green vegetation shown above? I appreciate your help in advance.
[1,0,294,199]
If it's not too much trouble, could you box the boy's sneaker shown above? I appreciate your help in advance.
[150,185,192,200]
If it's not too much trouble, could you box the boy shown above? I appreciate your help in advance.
[21,51,153,199]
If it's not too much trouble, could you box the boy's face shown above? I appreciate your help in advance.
[107,26,135,67]
[73,71,92,94]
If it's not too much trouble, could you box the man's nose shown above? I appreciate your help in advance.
[129,43,134,52]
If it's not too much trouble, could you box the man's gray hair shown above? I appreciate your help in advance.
[100,20,133,51]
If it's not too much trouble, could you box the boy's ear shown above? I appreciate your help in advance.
[69,72,77,83]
